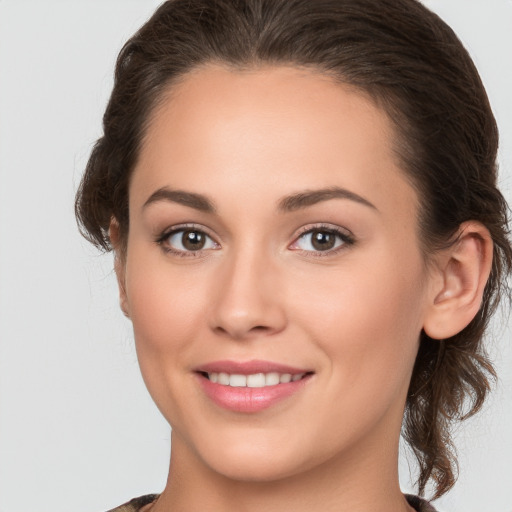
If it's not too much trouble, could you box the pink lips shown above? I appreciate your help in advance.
[195,360,313,413]
[197,360,309,375]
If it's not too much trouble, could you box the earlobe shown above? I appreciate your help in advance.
[109,218,131,319]
[423,222,493,340]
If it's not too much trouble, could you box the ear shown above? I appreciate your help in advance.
[109,218,130,319]
[423,221,493,340]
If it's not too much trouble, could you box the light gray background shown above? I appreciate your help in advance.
[0,2,510,511]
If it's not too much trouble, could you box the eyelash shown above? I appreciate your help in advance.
[156,223,218,258]
[155,223,355,258]
[290,224,355,257]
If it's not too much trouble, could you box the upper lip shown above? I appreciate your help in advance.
[195,359,312,375]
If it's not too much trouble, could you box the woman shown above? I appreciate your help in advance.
[75,0,512,511]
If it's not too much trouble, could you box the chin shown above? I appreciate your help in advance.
[187,428,323,483]
[205,452,310,483]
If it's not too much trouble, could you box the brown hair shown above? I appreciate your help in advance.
[75,0,512,499]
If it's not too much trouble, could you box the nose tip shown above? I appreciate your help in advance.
[208,258,287,340]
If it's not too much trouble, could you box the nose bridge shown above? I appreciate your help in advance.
[209,241,286,339]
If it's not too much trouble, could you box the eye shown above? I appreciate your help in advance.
[159,227,219,255]
[289,226,354,254]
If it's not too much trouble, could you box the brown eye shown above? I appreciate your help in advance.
[182,230,206,250]
[164,228,218,254]
[310,230,336,251]
[290,227,354,254]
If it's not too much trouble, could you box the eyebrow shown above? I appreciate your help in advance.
[278,187,377,212]
[143,188,216,213]
[142,186,377,214]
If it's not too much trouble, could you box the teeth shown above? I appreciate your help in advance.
[229,374,246,387]
[266,372,280,386]
[218,372,230,385]
[247,373,265,388]
[206,372,305,387]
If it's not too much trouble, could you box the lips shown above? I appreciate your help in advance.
[195,360,313,413]
[197,360,311,375]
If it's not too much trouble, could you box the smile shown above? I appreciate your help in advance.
[205,372,306,387]
[196,361,313,413]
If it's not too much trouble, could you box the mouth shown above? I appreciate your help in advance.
[199,371,310,387]
[195,360,314,413]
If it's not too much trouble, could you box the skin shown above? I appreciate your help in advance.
[112,65,493,512]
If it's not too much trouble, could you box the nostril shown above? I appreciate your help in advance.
[213,324,274,339]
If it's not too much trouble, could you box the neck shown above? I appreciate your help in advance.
[152,426,414,512]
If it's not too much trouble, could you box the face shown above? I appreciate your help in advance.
[119,65,433,481]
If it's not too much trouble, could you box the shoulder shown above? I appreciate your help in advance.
[106,494,159,512]
[405,494,439,512]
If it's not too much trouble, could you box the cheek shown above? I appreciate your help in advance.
[290,249,426,395]
[123,247,210,398]
[125,249,204,343]
[123,251,213,425]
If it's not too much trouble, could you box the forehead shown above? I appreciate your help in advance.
[133,64,417,220]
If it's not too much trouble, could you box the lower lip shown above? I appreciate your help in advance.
[197,374,311,413]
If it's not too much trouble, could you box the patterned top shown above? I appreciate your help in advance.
[107,494,159,512]
[107,493,437,511]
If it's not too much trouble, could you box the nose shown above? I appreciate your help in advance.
[208,249,287,340]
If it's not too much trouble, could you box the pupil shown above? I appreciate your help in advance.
[182,230,205,250]
[312,231,335,251]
